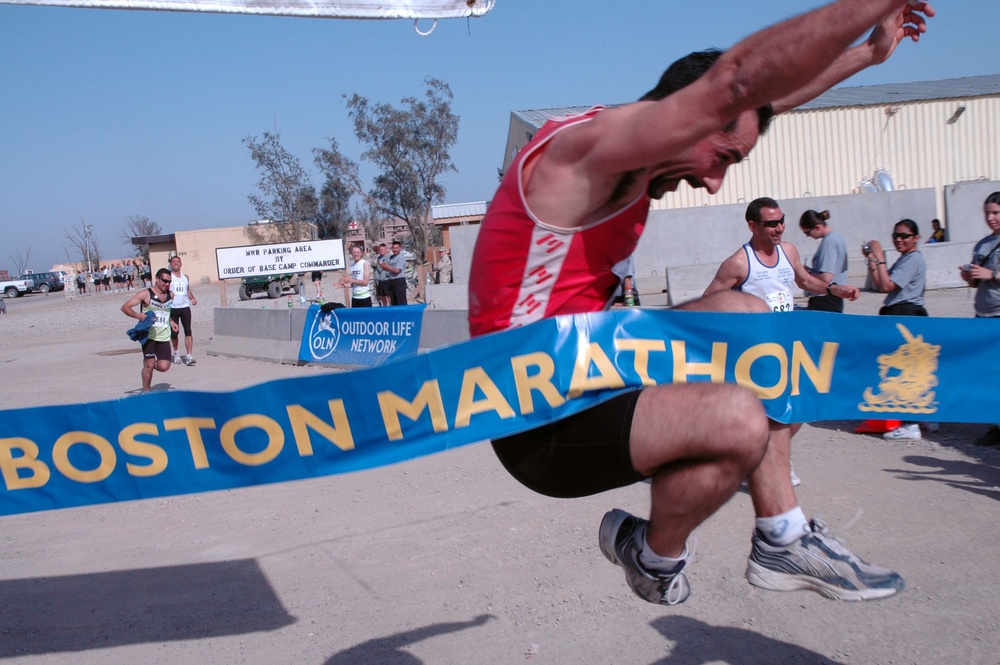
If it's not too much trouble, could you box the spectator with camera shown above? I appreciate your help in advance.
[863,219,928,440]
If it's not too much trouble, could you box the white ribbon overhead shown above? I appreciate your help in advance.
[0,0,495,19]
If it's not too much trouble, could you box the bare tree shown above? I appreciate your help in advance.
[314,77,459,264]
[64,219,102,272]
[244,132,316,244]
[7,248,32,275]
[118,215,162,261]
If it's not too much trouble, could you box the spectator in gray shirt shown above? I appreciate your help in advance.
[864,219,926,316]
[799,209,849,312]
[379,240,408,306]
[863,218,928,441]
[960,191,1000,319]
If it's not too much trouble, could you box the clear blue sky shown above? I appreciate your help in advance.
[0,0,993,273]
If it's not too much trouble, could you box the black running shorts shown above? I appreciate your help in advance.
[491,389,645,498]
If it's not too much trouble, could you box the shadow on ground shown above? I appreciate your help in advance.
[0,559,294,657]
[650,615,841,664]
[887,454,1000,502]
[323,614,494,665]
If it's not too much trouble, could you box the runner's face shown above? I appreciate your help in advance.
[985,202,1000,234]
[750,207,785,247]
[170,258,181,272]
[647,111,760,198]
[351,247,362,261]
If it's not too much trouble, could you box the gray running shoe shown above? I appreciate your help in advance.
[183,354,196,366]
[599,508,690,605]
[172,352,183,365]
[746,518,904,601]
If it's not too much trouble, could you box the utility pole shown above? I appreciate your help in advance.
[84,224,94,273]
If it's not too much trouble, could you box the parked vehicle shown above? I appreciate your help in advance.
[17,271,65,294]
[2,276,35,298]
[238,274,302,300]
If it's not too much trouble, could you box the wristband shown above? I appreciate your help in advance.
[827,282,837,296]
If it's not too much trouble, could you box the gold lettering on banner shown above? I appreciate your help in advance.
[119,423,169,476]
[734,343,787,400]
[568,342,626,399]
[860,324,940,414]
[511,352,565,414]
[791,341,838,395]
[379,381,449,441]
[287,402,355,455]
[163,417,217,469]
[0,438,51,490]
[52,432,116,483]
[671,341,727,383]
[455,368,516,428]
[616,339,666,386]
[220,415,284,466]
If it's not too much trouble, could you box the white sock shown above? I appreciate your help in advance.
[756,506,809,546]
[639,527,688,573]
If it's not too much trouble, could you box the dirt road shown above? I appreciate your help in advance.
[0,285,997,664]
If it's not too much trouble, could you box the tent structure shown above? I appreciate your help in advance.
[0,0,494,21]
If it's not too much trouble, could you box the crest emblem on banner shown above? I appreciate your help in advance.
[308,309,341,360]
[859,324,940,414]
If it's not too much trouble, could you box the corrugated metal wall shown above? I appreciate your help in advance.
[650,96,1000,214]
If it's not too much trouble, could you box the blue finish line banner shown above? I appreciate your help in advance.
[1,309,997,515]
[299,304,424,366]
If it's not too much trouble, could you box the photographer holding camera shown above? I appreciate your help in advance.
[863,219,928,441]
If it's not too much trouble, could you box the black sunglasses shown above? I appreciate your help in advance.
[892,232,916,240]
[758,216,785,228]
[160,277,172,284]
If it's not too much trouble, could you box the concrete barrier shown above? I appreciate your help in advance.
[207,307,307,365]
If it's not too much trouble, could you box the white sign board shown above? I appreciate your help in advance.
[215,239,345,280]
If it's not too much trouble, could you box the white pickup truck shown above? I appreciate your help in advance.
[1,276,35,298]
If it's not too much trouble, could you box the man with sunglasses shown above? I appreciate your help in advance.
[702,197,881,597]
[122,268,179,393]
[469,2,931,606]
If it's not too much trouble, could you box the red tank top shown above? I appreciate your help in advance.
[468,108,649,337]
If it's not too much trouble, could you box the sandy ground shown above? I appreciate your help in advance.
[1,283,999,664]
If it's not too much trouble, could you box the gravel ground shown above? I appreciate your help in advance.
[0,285,998,664]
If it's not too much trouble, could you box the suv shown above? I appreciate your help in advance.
[18,272,65,294]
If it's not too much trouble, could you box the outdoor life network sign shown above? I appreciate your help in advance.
[299,304,425,367]
[215,239,345,280]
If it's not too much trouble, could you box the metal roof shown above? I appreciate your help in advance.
[513,74,1000,128]
[798,73,1000,110]
[432,201,488,220]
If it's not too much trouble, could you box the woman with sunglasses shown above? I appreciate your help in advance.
[863,219,927,317]
[863,219,928,440]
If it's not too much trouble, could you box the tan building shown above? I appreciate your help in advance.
[502,73,1000,225]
